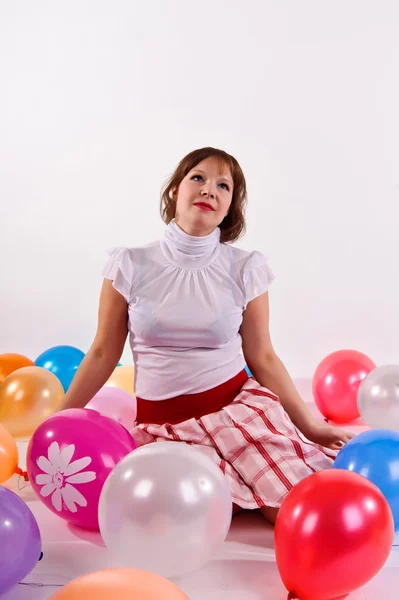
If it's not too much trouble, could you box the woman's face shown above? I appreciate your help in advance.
[172,156,234,237]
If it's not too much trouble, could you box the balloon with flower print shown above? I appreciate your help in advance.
[26,409,136,530]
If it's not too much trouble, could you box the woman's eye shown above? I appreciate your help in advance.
[191,175,229,191]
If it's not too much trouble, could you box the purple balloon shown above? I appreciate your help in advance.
[0,486,42,594]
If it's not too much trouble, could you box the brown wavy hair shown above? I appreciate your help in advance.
[160,147,247,243]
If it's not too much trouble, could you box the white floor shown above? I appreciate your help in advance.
[3,411,399,600]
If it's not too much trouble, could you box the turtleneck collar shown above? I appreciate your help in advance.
[160,218,221,270]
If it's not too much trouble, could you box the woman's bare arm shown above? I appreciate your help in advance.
[56,279,129,411]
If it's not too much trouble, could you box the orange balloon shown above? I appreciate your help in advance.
[49,568,189,600]
[105,365,135,396]
[0,366,64,437]
[0,353,35,384]
[0,422,19,483]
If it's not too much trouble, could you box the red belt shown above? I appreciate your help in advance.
[136,369,249,425]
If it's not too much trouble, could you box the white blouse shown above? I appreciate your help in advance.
[102,219,275,400]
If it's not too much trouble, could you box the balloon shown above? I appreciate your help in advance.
[35,345,85,392]
[27,409,136,530]
[0,423,19,483]
[357,364,399,431]
[99,441,232,578]
[0,353,35,384]
[0,486,42,594]
[0,366,64,437]
[312,349,376,423]
[48,568,189,599]
[275,469,394,600]
[86,387,137,430]
[105,365,134,395]
[334,428,399,531]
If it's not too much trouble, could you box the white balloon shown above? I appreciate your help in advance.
[98,441,232,578]
[357,364,399,431]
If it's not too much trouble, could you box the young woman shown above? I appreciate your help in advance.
[58,147,354,523]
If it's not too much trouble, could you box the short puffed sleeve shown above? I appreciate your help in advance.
[101,247,134,303]
[242,250,275,309]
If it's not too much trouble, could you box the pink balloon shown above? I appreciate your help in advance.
[26,409,136,531]
[86,386,137,431]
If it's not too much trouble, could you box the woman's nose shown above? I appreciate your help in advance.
[201,187,215,198]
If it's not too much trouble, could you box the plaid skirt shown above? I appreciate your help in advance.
[131,377,337,509]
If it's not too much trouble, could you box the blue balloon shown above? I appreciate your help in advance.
[0,486,42,593]
[35,345,85,392]
[245,365,253,377]
[334,428,399,531]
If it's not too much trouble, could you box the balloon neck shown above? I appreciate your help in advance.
[15,466,29,482]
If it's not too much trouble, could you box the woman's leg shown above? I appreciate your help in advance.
[233,504,279,523]
[259,506,279,525]
[232,503,243,516]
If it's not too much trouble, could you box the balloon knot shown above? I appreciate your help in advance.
[15,466,29,481]
[287,593,296,599]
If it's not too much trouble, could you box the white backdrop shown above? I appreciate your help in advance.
[1,1,398,379]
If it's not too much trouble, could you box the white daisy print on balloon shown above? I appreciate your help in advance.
[35,441,96,513]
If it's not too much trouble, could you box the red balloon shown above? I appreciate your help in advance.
[312,350,376,423]
[275,470,394,600]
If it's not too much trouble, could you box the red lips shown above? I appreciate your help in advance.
[194,202,214,211]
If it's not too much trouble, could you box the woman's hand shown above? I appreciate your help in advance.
[302,420,356,450]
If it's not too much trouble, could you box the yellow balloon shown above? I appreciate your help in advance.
[49,568,189,600]
[105,365,135,396]
[0,422,19,483]
[0,366,64,437]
